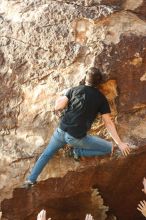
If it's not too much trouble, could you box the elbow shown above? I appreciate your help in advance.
[54,96,68,111]
[55,101,63,111]
[55,98,68,111]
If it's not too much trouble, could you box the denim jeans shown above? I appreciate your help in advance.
[28,127,112,182]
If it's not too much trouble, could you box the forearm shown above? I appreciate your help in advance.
[105,120,122,145]
[55,96,68,111]
[102,114,131,156]
[55,99,64,111]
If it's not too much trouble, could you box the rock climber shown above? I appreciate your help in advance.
[22,67,131,188]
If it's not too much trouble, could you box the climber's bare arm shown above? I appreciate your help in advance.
[55,96,69,111]
[102,113,131,156]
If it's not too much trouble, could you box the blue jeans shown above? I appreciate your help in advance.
[28,128,112,182]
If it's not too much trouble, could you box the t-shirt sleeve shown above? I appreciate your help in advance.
[99,95,111,114]
[65,88,72,100]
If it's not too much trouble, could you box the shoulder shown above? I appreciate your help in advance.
[96,89,109,104]
[71,85,86,93]
[65,85,85,98]
[97,89,107,99]
[73,85,85,90]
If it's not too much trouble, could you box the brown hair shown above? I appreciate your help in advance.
[79,67,103,87]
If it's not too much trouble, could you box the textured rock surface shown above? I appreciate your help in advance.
[1,146,146,220]
[0,0,146,217]
[2,187,110,220]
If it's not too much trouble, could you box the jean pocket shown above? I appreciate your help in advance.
[65,133,78,145]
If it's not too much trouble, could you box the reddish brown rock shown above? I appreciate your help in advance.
[96,35,146,112]
[134,1,146,20]
[1,146,146,220]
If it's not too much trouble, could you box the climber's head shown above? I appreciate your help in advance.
[85,67,103,87]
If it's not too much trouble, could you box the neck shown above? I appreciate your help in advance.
[85,81,92,86]
[85,81,98,88]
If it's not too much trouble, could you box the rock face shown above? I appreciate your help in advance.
[1,146,146,220]
[0,0,146,217]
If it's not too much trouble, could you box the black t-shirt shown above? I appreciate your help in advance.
[59,85,111,138]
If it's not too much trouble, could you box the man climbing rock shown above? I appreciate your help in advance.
[22,67,131,188]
